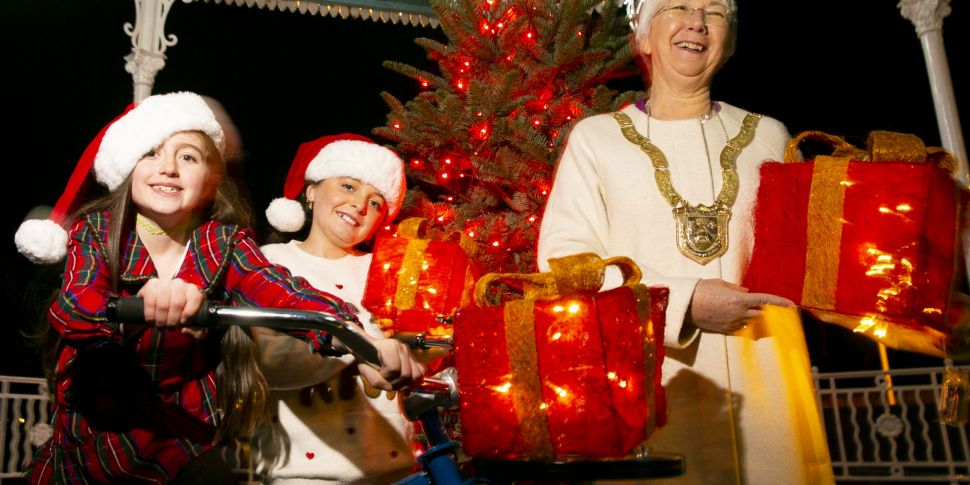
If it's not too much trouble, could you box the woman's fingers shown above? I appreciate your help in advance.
[691,279,798,334]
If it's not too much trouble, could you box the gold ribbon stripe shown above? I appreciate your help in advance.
[504,299,554,459]
[801,156,850,310]
[631,285,658,434]
[394,238,430,310]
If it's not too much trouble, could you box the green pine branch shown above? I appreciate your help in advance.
[375,0,643,274]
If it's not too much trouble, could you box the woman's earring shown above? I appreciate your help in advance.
[307,201,314,212]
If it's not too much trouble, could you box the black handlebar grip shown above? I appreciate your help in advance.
[106,296,213,327]
[106,296,146,324]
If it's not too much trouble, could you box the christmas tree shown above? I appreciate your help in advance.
[374,0,643,274]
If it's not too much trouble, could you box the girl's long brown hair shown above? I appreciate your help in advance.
[44,131,266,442]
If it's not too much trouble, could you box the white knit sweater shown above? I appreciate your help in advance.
[253,241,415,484]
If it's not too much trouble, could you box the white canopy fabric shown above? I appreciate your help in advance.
[194,0,439,28]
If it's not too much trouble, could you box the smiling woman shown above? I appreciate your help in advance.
[536,0,834,483]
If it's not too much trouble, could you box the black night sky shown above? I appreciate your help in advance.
[1,0,967,377]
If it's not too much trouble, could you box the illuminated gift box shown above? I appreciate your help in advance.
[744,130,967,356]
[362,218,478,335]
[453,253,667,460]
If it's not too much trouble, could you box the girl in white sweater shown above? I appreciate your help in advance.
[253,134,425,484]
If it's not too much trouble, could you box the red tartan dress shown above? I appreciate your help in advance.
[26,211,358,484]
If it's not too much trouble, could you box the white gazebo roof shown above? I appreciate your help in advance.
[194,0,438,27]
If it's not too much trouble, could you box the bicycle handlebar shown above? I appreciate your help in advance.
[106,296,381,367]
[392,332,453,350]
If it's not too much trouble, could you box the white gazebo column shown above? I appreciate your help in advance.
[899,0,968,186]
[124,0,183,102]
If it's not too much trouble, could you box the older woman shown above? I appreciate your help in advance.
[537,1,833,483]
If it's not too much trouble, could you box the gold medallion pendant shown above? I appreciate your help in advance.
[612,105,761,265]
[674,203,730,264]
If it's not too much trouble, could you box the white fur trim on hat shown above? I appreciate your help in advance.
[94,92,225,191]
[304,140,406,219]
[265,197,306,233]
[15,219,69,264]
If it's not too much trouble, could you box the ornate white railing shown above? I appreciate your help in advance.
[0,375,259,483]
[814,366,970,482]
[6,368,970,482]
[0,375,49,480]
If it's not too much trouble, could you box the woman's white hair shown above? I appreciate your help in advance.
[631,0,738,60]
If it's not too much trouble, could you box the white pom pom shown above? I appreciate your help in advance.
[15,219,69,264]
[266,198,306,233]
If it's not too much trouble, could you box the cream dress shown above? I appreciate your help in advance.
[537,102,833,484]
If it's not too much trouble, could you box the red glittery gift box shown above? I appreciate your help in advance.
[362,218,478,335]
[453,253,667,460]
[744,131,967,356]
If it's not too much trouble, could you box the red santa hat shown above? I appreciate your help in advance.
[265,134,406,233]
[14,91,225,264]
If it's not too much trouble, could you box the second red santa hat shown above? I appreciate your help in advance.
[265,134,406,233]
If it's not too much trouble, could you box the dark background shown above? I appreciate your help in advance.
[1,0,967,377]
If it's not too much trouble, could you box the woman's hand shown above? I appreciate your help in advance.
[137,278,207,339]
[354,337,426,391]
[687,279,795,334]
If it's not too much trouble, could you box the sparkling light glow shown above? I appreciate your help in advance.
[492,382,511,393]
[854,316,888,339]
[858,245,916,334]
